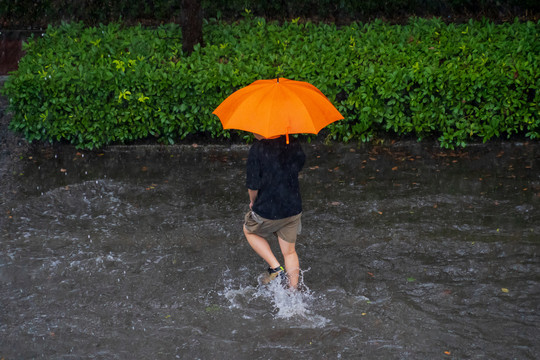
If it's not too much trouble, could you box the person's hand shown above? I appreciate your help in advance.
[249,201,254,209]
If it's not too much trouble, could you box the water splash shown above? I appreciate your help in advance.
[255,273,309,318]
[221,268,329,327]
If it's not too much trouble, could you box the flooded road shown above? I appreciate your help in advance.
[0,140,539,359]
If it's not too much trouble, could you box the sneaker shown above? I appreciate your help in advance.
[259,266,287,285]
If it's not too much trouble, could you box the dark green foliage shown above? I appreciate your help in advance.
[0,0,182,27]
[2,18,538,149]
[1,0,538,28]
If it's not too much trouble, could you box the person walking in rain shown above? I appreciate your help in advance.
[213,78,341,289]
[243,133,305,289]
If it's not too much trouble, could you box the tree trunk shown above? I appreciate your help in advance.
[180,0,203,54]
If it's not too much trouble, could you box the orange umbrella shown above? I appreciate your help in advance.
[212,78,343,143]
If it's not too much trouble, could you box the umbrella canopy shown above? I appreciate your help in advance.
[212,78,343,142]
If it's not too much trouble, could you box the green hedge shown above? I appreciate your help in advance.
[2,17,539,149]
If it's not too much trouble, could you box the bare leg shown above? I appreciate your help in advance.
[278,237,299,289]
[244,226,280,269]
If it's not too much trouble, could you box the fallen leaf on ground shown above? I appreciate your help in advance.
[501,288,509,293]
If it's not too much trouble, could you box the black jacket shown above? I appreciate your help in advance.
[246,136,305,219]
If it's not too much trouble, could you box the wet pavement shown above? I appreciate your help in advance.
[0,135,538,359]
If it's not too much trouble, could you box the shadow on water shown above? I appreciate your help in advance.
[0,141,539,359]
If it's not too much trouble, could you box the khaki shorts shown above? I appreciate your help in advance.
[244,211,302,243]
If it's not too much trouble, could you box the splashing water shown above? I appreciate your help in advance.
[222,268,329,328]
